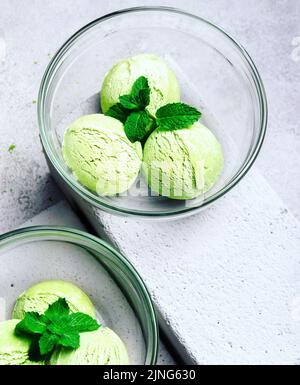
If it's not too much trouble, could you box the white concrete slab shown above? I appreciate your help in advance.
[74,169,300,364]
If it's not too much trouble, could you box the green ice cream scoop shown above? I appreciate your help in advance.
[142,122,224,200]
[13,280,96,319]
[0,320,43,365]
[49,327,129,365]
[62,114,142,196]
[101,54,180,116]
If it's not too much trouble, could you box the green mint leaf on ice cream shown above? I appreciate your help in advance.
[156,102,201,131]
[119,94,140,110]
[111,76,151,112]
[39,331,59,355]
[105,102,130,123]
[125,110,152,143]
[105,76,151,129]
[113,76,152,143]
[44,297,69,323]
[15,312,48,335]
[66,313,102,332]
[127,75,151,109]
[59,332,80,349]
[15,298,101,361]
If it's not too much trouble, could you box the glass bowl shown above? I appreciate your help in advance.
[0,226,158,365]
[38,6,267,218]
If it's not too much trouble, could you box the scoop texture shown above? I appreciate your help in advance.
[49,327,129,365]
[101,54,180,116]
[142,122,224,200]
[62,114,142,196]
[0,320,43,365]
[13,280,96,319]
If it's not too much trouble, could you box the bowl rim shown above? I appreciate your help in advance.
[0,225,158,365]
[38,6,268,218]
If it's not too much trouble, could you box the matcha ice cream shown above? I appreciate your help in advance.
[49,327,129,365]
[0,320,43,365]
[13,280,96,319]
[62,114,142,196]
[142,122,224,200]
[101,54,180,116]
[4,280,130,366]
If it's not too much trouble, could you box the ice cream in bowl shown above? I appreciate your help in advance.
[38,7,267,218]
[0,227,158,365]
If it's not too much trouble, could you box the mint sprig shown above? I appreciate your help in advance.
[105,76,151,124]
[105,76,152,143]
[15,298,100,361]
[104,76,202,143]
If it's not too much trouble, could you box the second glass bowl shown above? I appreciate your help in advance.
[0,226,158,364]
[38,6,267,218]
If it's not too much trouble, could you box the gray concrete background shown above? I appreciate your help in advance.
[0,0,299,232]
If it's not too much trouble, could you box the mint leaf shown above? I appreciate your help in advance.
[105,103,130,123]
[131,76,149,97]
[119,76,150,111]
[156,102,201,131]
[59,332,80,349]
[66,312,100,332]
[119,95,139,110]
[15,297,101,361]
[130,76,150,109]
[47,321,66,336]
[47,312,100,335]
[44,297,69,323]
[124,110,151,143]
[15,312,48,335]
[39,331,59,355]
